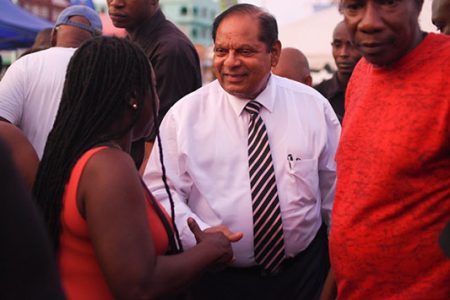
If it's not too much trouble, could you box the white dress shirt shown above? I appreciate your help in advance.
[144,75,341,267]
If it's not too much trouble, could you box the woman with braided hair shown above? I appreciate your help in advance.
[33,36,236,299]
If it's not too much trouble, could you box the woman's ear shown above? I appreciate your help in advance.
[128,90,139,111]
[129,99,138,111]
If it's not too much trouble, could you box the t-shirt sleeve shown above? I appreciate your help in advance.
[0,58,27,124]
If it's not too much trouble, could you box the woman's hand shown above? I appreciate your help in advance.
[188,217,242,271]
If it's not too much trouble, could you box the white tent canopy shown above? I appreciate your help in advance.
[279,0,436,73]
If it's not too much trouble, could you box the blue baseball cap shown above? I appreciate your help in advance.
[55,5,102,36]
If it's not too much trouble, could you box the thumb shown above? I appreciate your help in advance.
[227,231,244,242]
[187,217,203,243]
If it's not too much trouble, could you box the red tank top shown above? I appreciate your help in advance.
[58,147,171,299]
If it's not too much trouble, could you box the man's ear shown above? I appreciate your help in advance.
[304,75,313,87]
[50,28,57,47]
[270,40,282,67]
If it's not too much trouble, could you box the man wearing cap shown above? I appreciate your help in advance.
[0,5,102,158]
[107,0,202,169]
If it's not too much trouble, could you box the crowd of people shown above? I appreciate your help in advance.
[0,0,449,299]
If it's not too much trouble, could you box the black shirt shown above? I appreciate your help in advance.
[131,9,202,138]
[314,73,346,124]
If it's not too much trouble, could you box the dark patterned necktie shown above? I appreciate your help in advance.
[245,101,285,273]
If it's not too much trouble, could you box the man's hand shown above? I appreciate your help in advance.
[204,225,244,242]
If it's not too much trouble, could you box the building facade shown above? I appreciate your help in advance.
[17,0,69,22]
[160,0,220,47]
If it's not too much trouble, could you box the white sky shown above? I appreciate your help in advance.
[240,0,436,29]
[238,0,318,25]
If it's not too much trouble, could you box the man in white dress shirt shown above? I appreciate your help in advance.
[144,3,340,299]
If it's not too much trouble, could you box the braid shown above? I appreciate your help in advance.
[156,133,184,252]
[33,37,154,250]
[149,74,183,252]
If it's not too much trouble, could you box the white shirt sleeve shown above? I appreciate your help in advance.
[318,100,341,227]
[143,111,211,249]
[0,58,27,124]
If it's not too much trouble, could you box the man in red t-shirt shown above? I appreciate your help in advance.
[322,0,450,299]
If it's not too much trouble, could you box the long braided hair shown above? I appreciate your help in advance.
[33,36,182,252]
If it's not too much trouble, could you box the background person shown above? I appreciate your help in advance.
[33,36,235,300]
[314,20,361,123]
[272,47,312,86]
[107,0,202,170]
[432,0,450,263]
[20,28,54,57]
[440,222,450,258]
[32,28,53,49]
[432,0,450,34]
[0,139,65,300]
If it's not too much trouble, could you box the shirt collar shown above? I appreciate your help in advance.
[129,9,165,42]
[225,74,276,117]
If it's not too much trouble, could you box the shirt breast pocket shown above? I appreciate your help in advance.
[287,158,320,203]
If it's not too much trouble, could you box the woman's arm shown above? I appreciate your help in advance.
[78,148,234,299]
[0,122,38,190]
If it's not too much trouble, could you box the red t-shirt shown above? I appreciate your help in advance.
[330,33,450,299]
[58,147,171,299]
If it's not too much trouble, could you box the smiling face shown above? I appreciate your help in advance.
[212,13,281,99]
[107,0,156,31]
[432,0,450,35]
[340,0,423,67]
[332,21,361,76]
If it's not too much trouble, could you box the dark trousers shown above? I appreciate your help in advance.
[190,225,329,300]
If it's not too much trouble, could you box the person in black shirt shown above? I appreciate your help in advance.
[314,20,361,123]
[107,0,202,170]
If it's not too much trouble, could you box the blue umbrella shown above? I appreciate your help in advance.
[0,1,54,50]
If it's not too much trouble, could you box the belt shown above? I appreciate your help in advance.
[226,224,327,278]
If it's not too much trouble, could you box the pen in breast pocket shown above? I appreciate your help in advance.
[287,154,293,169]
